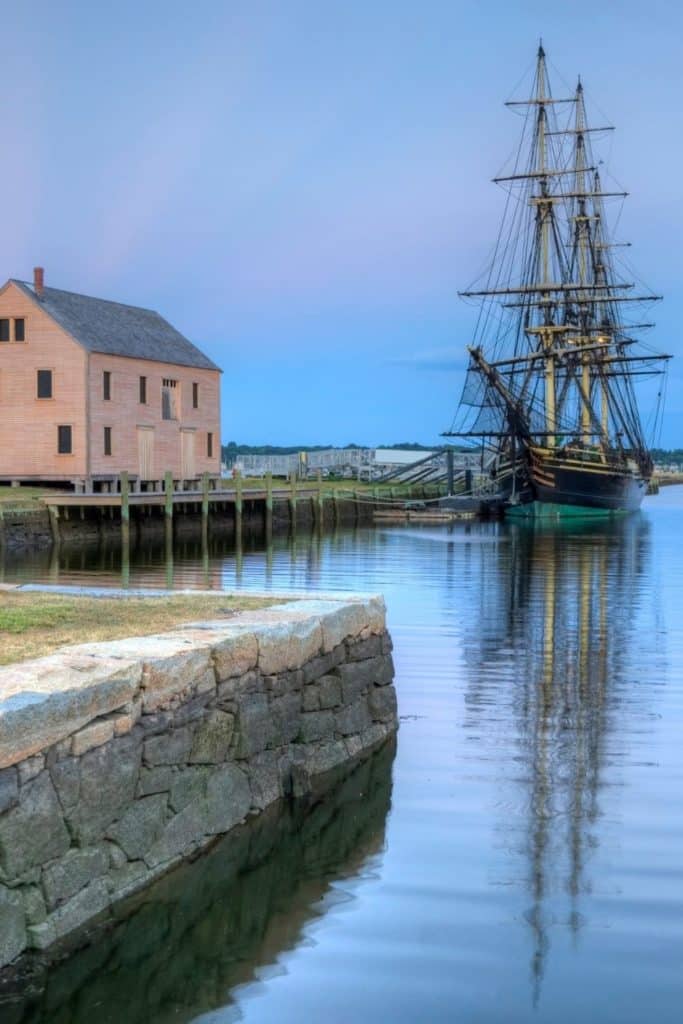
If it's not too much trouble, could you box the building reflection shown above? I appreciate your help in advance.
[463,515,650,1002]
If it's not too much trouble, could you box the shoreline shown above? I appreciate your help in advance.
[0,591,398,971]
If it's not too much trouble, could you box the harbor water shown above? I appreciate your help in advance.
[2,489,683,1023]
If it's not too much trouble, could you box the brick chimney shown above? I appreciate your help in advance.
[33,266,44,298]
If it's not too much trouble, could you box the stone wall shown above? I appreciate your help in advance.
[0,507,53,551]
[0,493,378,549]
[2,742,395,1021]
[0,595,397,969]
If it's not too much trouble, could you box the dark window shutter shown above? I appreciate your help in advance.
[57,425,72,454]
[37,370,53,399]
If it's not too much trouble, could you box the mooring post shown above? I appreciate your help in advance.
[201,521,209,583]
[201,471,210,547]
[312,469,321,528]
[120,471,130,522]
[265,471,273,536]
[48,537,60,581]
[164,471,174,521]
[121,528,130,589]
[235,520,243,581]
[316,469,324,529]
[165,524,174,589]
[235,468,243,544]
[289,469,297,531]
[164,470,174,558]
[48,504,60,545]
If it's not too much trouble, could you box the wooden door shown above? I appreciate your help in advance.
[137,426,154,481]
[181,429,196,479]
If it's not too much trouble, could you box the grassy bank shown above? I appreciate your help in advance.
[0,591,276,665]
[0,486,65,509]
[222,477,447,497]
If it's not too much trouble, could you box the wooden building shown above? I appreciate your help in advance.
[0,268,221,488]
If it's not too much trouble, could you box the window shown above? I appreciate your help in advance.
[103,370,111,401]
[104,426,112,456]
[139,376,147,404]
[57,425,72,454]
[192,382,199,409]
[0,319,25,342]
[207,432,213,458]
[161,378,178,420]
[37,369,53,399]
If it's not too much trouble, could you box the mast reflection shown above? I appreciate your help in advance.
[465,516,650,1002]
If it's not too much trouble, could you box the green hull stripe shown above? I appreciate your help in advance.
[505,501,625,521]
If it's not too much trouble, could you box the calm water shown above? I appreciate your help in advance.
[3,489,683,1023]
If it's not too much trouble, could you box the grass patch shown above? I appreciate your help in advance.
[0,591,277,665]
[0,486,59,508]
[221,477,444,495]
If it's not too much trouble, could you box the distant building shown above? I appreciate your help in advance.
[0,268,221,487]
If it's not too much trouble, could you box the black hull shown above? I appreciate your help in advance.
[530,464,647,513]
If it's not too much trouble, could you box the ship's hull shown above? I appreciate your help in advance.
[507,455,648,518]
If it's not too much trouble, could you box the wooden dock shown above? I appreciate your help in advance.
[40,470,323,545]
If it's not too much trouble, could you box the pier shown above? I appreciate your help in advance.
[31,471,451,549]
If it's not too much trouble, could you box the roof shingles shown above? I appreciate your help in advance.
[12,280,219,372]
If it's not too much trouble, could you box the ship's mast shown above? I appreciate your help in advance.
[573,79,593,442]
[447,44,669,462]
[536,45,556,449]
[590,170,611,439]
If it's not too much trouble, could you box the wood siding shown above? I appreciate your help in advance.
[0,282,87,479]
[88,352,220,480]
[0,281,221,483]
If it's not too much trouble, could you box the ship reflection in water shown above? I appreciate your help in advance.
[1,497,680,1023]
[461,517,650,1004]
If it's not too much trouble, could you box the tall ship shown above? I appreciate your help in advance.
[445,45,671,515]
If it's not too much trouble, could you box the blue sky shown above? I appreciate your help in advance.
[4,0,682,446]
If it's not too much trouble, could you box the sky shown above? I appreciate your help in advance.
[3,0,683,446]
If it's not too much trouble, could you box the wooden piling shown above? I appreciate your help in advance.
[265,471,273,536]
[120,471,131,555]
[120,471,130,523]
[201,472,210,547]
[121,530,130,588]
[48,505,60,545]
[164,471,174,521]
[316,469,324,528]
[235,469,243,544]
[289,470,297,530]
[165,523,174,589]
[446,449,455,495]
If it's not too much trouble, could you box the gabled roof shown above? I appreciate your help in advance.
[11,279,220,372]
